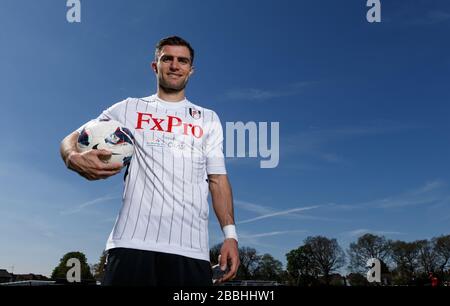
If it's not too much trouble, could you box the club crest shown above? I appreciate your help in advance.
[189,108,202,119]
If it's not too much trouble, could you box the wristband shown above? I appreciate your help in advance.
[222,224,238,242]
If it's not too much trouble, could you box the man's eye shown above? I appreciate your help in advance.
[162,57,171,62]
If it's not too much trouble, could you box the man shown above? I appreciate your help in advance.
[60,36,239,286]
[429,272,439,287]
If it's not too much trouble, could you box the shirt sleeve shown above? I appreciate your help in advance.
[75,98,129,134]
[205,111,227,175]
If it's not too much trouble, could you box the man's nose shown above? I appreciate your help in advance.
[169,59,180,70]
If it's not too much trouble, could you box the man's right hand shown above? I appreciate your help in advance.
[66,149,123,180]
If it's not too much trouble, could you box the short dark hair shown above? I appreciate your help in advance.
[155,36,195,64]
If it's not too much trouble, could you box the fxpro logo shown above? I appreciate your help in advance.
[225,122,279,169]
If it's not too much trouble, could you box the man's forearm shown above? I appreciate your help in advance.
[208,174,235,228]
[60,131,80,167]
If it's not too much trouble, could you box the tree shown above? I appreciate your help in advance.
[237,247,261,280]
[286,236,345,286]
[51,251,94,281]
[286,244,318,286]
[304,236,345,285]
[416,239,439,274]
[253,254,283,281]
[92,250,108,282]
[389,237,450,285]
[390,241,420,285]
[348,234,391,273]
[209,243,222,266]
[433,235,450,274]
[346,272,369,286]
[279,270,296,286]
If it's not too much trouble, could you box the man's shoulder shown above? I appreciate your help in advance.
[107,96,137,108]
[134,95,155,103]
[108,96,154,111]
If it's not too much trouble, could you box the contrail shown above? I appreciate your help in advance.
[237,205,321,224]
[60,195,119,215]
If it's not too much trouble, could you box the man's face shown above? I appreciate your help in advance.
[152,45,194,92]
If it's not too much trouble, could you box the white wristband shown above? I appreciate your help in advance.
[222,224,238,242]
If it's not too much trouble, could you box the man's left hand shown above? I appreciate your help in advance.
[217,238,240,283]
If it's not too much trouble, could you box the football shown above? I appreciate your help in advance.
[77,119,135,166]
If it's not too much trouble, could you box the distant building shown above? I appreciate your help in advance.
[0,269,50,285]
[12,273,49,282]
[0,269,13,283]
[0,280,56,286]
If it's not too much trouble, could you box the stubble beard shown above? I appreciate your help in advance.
[158,75,189,94]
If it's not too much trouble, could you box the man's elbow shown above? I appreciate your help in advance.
[208,174,227,183]
[60,131,80,160]
[63,131,80,145]
[208,174,231,192]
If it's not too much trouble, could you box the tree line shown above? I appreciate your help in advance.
[284,233,450,286]
[50,233,450,286]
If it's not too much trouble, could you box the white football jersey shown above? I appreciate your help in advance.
[77,94,227,262]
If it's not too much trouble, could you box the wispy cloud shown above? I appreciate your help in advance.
[408,10,450,25]
[233,180,448,233]
[207,227,291,250]
[294,123,415,149]
[235,200,343,223]
[0,208,57,239]
[240,230,308,239]
[100,217,118,224]
[237,205,321,224]
[385,7,450,26]
[362,180,446,209]
[234,200,273,215]
[224,81,313,101]
[323,180,448,213]
[236,230,290,250]
[415,180,446,193]
[60,195,120,215]
[283,121,417,166]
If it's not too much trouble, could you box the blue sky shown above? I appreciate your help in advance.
[1,0,450,276]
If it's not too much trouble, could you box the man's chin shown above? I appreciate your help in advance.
[160,84,185,93]
[160,80,188,93]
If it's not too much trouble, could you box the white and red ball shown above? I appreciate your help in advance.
[77,119,135,166]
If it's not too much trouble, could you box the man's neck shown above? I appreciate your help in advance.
[156,88,186,102]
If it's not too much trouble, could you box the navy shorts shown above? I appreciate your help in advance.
[102,247,213,286]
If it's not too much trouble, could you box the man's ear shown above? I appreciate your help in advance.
[189,66,195,76]
[151,61,158,74]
